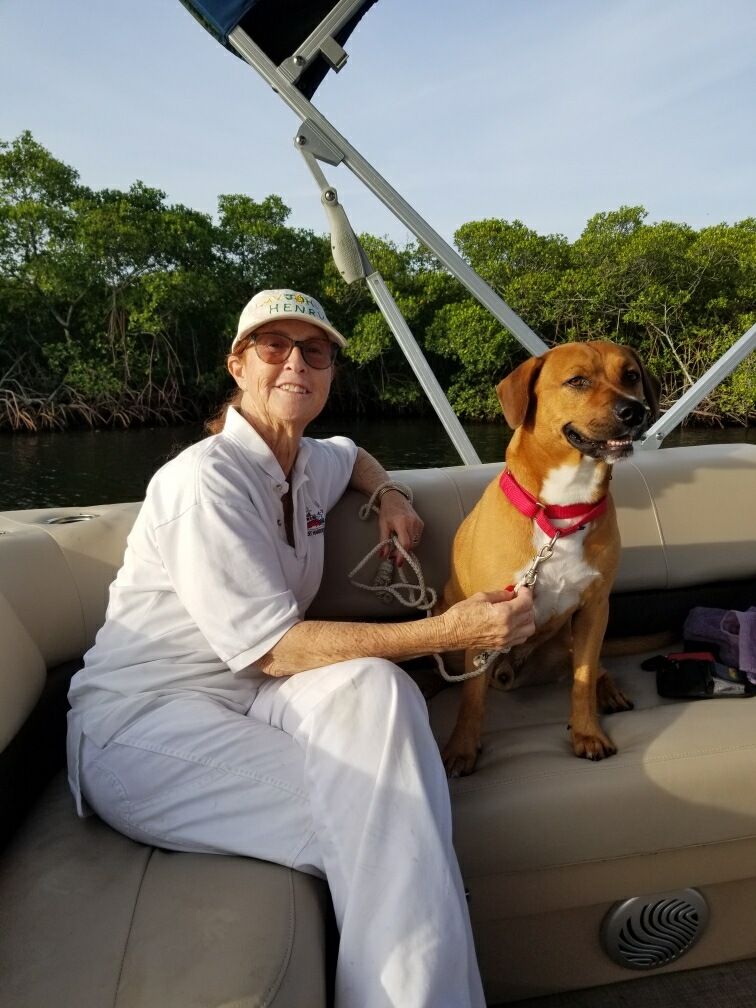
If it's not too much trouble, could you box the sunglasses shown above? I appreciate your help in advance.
[249,331,338,370]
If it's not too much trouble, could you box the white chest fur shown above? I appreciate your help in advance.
[513,459,603,626]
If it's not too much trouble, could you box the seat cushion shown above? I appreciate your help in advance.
[0,773,331,1008]
[423,648,756,1001]
[429,649,756,913]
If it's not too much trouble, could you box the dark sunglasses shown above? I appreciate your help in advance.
[249,331,337,370]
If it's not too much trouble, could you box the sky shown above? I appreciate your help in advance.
[1,0,754,249]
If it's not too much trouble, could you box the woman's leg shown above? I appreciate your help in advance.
[79,662,486,1008]
[251,658,486,1008]
[78,693,322,872]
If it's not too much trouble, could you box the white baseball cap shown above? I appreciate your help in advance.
[232,289,347,353]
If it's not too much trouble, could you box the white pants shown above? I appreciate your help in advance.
[77,659,486,1008]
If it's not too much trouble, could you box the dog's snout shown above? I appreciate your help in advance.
[614,399,645,427]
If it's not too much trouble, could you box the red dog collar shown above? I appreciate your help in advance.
[499,469,607,540]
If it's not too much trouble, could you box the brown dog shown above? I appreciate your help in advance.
[440,340,660,776]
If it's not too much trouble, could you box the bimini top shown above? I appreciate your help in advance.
[179,0,379,98]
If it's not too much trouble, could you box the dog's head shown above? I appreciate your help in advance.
[496,341,660,463]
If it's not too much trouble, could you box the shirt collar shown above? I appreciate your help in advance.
[221,406,311,487]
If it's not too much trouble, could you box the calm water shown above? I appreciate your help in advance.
[1,417,753,511]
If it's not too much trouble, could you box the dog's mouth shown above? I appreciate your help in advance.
[563,423,636,462]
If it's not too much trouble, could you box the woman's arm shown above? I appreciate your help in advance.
[258,588,535,677]
[350,446,423,558]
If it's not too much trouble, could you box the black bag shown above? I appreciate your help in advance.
[641,651,755,700]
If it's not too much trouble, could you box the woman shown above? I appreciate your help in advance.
[67,288,535,1008]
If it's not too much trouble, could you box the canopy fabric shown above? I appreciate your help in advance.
[180,0,379,98]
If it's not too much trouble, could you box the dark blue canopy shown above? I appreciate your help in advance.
[180,0,378,98]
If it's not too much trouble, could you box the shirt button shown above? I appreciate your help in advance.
[277,519,282,526]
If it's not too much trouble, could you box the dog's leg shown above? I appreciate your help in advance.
[569,600,617,760]
[441,652,495,777]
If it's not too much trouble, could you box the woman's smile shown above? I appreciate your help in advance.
[275,382,311,395]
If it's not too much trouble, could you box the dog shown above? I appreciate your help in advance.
[440,340,660,776]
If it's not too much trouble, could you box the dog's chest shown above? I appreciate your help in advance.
[515,460,603,626]
[523,529,599,625]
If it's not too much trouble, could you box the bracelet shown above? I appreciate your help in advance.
[358,481,414,521]
[375,483,412,506]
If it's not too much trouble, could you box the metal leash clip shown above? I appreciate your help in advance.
[518,532,560,589]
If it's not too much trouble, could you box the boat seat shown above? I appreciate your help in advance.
[1,771,331,1008]
[1,443,755,1006]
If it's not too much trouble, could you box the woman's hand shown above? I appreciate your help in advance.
[378,490,424,565]
[443,588,536,651]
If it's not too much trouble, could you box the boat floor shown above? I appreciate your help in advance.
[500,955,756,1007]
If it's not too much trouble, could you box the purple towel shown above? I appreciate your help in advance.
[684,606,756,684]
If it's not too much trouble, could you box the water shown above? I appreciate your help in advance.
[1,417,753,511]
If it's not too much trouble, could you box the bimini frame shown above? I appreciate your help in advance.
[183,1,754,460]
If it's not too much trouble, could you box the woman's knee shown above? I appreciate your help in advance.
[343,657,424,704]
[337,659,433,741]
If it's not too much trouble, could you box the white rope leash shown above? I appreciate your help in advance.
[351,484,557,685]
[348,536,437,610]
[350,481,437,610]
[350,481,483,682]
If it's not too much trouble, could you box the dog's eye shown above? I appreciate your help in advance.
[565,376,590,389]
[624,370,641,384]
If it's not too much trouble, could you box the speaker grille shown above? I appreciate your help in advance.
[601,889,708,970]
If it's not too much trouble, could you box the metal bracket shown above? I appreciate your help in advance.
[294,120,344,167]
[278,0,365,83]
[294,134,481,464]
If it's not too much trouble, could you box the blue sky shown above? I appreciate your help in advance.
[2,0,754,247]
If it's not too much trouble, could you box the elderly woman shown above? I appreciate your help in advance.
[67,288,535,1008]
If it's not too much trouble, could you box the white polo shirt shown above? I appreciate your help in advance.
[68,406,358,749]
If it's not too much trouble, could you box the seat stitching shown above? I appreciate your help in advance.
[453,740,756,796]
[261,869,297,1007]
[473,831,756,879]
[112,847,153,1008]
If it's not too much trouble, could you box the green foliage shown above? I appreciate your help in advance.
[1,132,753,430]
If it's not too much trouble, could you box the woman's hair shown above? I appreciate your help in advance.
[204,335,252,436]
[205,387,242,436]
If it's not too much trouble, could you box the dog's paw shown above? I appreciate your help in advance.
[442,739,482,778]
[570,725,617,761]
[597,673,634,714]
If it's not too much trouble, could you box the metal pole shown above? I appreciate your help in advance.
[228,26,549,358]
[364,272,481,464]
[297,143,481,464]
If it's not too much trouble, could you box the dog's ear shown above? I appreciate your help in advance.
[629,349,661,421]
[496,355,544,429]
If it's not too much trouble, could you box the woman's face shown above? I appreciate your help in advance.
[228,318,335,437]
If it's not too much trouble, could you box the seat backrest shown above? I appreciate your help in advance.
[1,443,754,750]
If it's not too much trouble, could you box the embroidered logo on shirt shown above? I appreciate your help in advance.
[306,507,326,536]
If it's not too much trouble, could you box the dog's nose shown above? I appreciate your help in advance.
[614,399,646,427]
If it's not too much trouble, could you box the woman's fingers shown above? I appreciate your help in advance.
[447,587,536,650]
[378,500,424,564]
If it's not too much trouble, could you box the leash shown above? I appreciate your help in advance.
[349,482,437,610]
[349,482,503,684]
[351,482,477,682]
[469,469,608,677]
[350,472,604,685]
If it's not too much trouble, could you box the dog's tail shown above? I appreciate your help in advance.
[601,630,678,658]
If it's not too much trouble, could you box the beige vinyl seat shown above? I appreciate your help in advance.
[1,443,755,1006]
